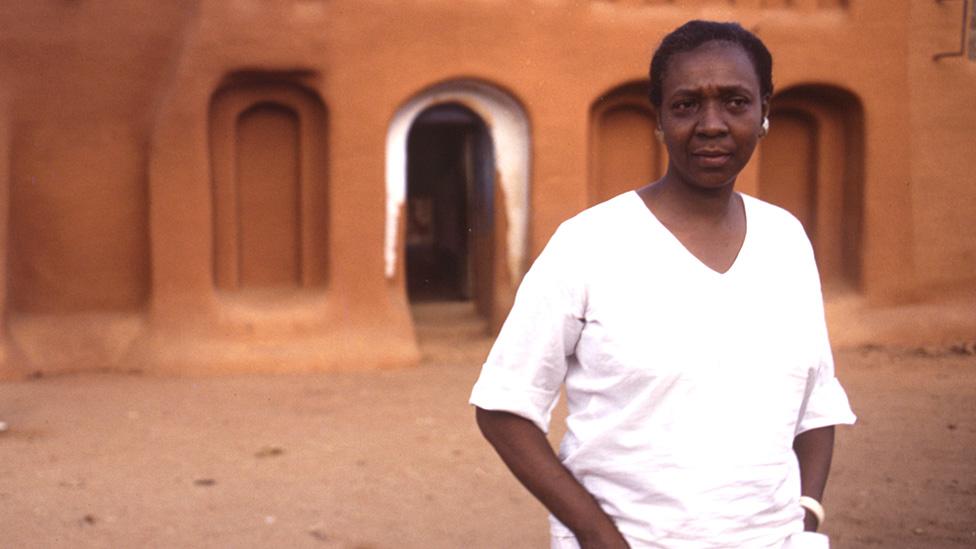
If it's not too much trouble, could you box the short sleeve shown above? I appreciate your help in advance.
[796,281,857,435]
[469,224,586,433]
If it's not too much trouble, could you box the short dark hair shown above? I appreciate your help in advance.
[648,20,774,108]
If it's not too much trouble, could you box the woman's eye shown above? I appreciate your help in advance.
[728,97,749,109]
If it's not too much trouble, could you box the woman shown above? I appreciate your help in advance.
[470,20,856,549]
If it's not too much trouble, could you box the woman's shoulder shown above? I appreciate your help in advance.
[560,191,644,234]
[741,193,809,238]
[740,193,818,270]
[538,191,644,264]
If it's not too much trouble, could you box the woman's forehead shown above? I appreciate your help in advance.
[663,41,759,95]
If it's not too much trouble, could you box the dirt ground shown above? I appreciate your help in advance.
[1,304,974,548]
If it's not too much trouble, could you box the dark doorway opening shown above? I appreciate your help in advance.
[406,103,494,304]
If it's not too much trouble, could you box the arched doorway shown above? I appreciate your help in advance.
[405,103,495,303]
[386,79,531,327]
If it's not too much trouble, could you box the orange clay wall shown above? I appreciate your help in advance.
[909,1,976,298]
[0,0,973,378]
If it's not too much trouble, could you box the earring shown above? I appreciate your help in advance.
[760,117,770,137]
[654,128,664,142]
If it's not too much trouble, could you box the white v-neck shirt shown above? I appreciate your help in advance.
[470,191,856,548]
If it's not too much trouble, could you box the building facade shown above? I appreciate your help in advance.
[0,0,974,377]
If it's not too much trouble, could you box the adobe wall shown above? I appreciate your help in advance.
[908,0,976,298]
[0,86,9,370]
[0,3,189,376]
[0,0,973,378]
[140,2,421,375]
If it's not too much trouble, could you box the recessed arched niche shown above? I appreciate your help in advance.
[588,81,666,205]
[758,85,864,294]
[209,79,328,292]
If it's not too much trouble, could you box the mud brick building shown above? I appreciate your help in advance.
[0,0,973,377]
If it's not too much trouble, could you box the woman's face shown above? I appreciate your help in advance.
[658,40,767,191]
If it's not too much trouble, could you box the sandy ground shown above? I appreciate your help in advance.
[1,304,974,548]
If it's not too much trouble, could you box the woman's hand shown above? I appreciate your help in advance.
[475,407,629,548]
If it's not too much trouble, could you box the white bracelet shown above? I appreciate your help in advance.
[798,496,825,529]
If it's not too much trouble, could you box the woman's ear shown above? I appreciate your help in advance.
[759,95,771,138]
[653,108,665,142]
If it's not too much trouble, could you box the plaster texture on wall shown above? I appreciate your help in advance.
[759,85,865,295]
[907,0,976,296]
[385,79,531,287]
[971,1,976,60]
[0,91,9,367]
[589,81,667,205]
[133,3,421,376]
[210,81,329,291]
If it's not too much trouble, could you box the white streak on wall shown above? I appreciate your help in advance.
[385,79,531,286]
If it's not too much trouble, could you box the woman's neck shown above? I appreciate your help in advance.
[636,171,748,274]
[638,173,739,225]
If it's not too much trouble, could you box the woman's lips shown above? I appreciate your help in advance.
[693,151,732,168]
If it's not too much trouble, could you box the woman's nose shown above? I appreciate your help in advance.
[696,103,728,136]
